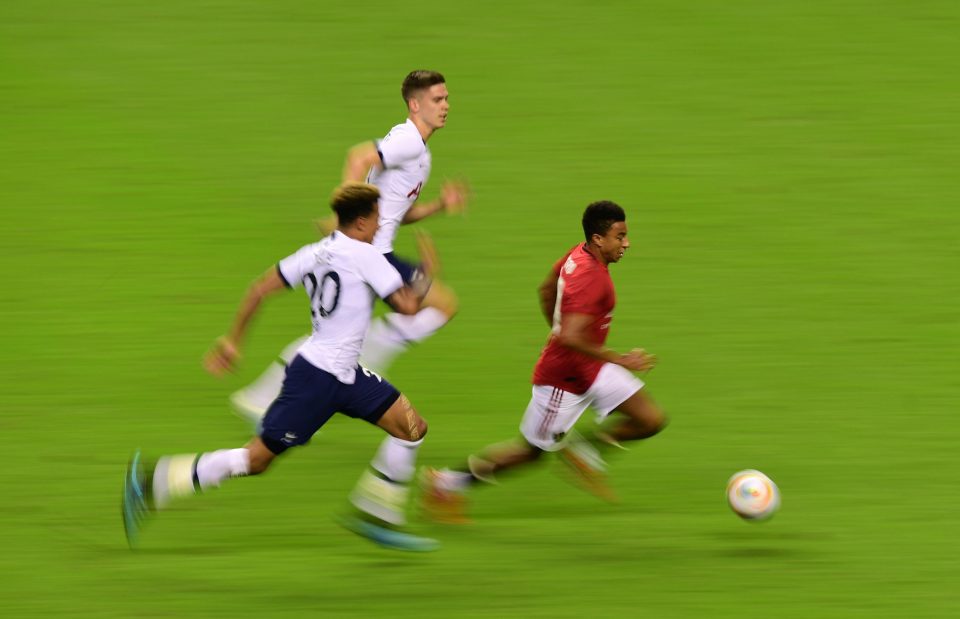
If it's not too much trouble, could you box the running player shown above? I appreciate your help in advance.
[421,201,667,522]
[231,70,468,425]
[122,183,441,551]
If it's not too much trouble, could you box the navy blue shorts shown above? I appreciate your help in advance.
[384,252,422,285]
[260,356,400,454]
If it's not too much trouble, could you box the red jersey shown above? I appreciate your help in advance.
[532,243,616,394]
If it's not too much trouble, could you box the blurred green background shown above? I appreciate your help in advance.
[2,1,958,617]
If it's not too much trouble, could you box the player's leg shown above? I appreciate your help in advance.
[151,437,275,508]
[600,390,667,443]
[420,438,544,524]
[127,357,333,519]
[122,437,273,548]
[587,364,666,445]
[422,386,588,522]
[339,372,439,551]
[557,365,666,499]
[123,356,336,548]
[229,334,308,426]
[359,254,457,375]
[430,437,545,489]
[349,391,427,527]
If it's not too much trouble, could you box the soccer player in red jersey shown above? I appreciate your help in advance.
[422,201,667,521]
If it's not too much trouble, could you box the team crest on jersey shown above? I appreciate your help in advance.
[564,257,577,275]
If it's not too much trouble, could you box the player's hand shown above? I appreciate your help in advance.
[204,336,241,377]
[414,230,441,278]
[439,180,470,215]
[314,215,338,236]
[618,348,657,373]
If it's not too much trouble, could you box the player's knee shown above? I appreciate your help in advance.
[620,391,668,439]
[394,416,427,442]
[637,408,668,438]
[439,292,458,319]
[655,411,669,434]
[519,438,545,461]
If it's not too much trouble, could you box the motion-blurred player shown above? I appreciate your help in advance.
[123,183,441,551]
[421,201,667,522]
[231,70,469,425]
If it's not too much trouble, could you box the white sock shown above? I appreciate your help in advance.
[232,335,308,417]
[195,448,251,490]
[372,436,423,483]
[351,436,424,525]
[566,437,607,472]
[436,469,473,492]
[151,448,250,509]
[359,308,448,373]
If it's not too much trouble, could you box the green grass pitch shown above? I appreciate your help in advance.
[1,1,958,617]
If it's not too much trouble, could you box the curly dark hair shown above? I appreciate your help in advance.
[582,201,626,241]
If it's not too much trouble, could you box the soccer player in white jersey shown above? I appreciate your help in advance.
[230,71,468,425]
[122,183,441,551]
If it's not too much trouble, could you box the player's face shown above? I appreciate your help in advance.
[595,221,630,263]
[412,83,450,130]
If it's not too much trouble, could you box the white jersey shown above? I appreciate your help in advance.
[277,231,404,383]
[367,119,432,253]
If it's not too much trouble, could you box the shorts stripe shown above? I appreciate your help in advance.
[538,387,564,438]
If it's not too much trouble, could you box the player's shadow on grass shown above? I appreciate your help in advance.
[707,529,830,560]
[714,545,801,559]
[709,529,833,543]
[126,545,238,557]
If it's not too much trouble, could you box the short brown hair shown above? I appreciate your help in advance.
[331,182,379,225]
[402,70,446,103]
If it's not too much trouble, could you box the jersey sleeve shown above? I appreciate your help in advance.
[551,249,573,277]
[277,244,318,290]
[356,245,405,299]
[376,126,424,168]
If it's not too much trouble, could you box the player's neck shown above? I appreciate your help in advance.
[409,115,434,142]
[336,227,369,243]
[585,243,610,267]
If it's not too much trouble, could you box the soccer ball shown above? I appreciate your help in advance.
[726,469,780,521]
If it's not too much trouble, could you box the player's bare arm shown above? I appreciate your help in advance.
[538,269,560,326]
[204,267,289,377]
[316,142,386,233]
[401,180,470,224]
[314,215,338,236]
[414,229,440,278]
[384,287,422,315]
[342,141,383,183]
[556,313,657,372]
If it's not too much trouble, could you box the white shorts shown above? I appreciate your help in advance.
[519,363,645,451]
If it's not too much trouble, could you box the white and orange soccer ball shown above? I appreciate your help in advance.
[726,469,780,521]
